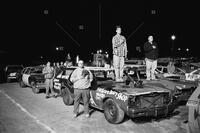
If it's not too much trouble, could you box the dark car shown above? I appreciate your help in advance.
[124,65,198,103]
[53,67,176,124]
[4,65,24,82]
[19,66,45,94]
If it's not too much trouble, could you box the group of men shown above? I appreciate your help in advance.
[42,25,159,119]
[112,26,159,81]
[42,60,73,98]
[42,59,93,118]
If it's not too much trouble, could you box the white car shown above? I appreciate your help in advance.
[155,65,186,80]
[185,68,200,81]
[19,66,45,94]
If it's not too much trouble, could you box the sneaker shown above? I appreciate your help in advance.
[146,78,151,81]
[116,79,123,82]
[72,113,78,118]
[85,114,90,118]
[45,95,50,99]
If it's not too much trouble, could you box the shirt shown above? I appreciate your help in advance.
[112,34,128,57]
[144,41,158,60]
[70,67,93,89]
[42,66,54,79]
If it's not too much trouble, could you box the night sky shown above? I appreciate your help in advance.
[1,0,199,65]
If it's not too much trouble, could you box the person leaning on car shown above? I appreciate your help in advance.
[42,62,56,98]
[70,60,93,118]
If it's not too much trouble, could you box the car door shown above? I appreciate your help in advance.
[22,68,31,86]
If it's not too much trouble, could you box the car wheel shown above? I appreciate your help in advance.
[31,82,39,94]
[103,99,125,124]
[6,78,10,83]
[62,88,73,105]
[19,80,26,88]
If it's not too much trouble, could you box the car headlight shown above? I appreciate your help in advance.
[175,85,182,90]
[9,72,16,76]
[173,86,182,96]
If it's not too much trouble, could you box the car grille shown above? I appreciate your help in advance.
[129,92,171,109]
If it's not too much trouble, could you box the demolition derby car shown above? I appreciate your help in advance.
[4,65,24,82]
[19,66,45,94]
[53,66,176,124]
[123,64,199,103]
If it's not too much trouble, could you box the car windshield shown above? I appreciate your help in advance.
[7,66,23,72]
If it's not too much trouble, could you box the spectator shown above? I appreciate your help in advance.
[143,35,159,80]
[70,60,93,118]
[112,26,128,82]
[42,62,56,98]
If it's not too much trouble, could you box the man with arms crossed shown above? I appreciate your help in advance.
[112,26,128,82]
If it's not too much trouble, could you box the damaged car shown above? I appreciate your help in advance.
[124,65,198,103]
[53,67,176,124]
[19,66,45,94]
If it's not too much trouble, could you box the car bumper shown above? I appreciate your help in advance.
[127,103,176,118]
[7,76,17,79]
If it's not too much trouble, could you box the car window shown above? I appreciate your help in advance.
[64,69,74,76]
[33,68,43,74]
[24,68,31,74]
[157,67,162,71]
[22,68,26,73]
[163,68,168,73]
[176,68,185,74]
[7,65,23,72]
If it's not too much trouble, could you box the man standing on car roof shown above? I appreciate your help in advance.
[143,35,159,81]
[70,60,93,118]
[42,62,56,98]
[112,26,128,82]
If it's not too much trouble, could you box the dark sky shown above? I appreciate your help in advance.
[1,0,199,64]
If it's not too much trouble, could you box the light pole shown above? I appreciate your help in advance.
[171,35,176,58]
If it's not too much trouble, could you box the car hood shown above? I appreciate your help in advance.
[98,81,170,96]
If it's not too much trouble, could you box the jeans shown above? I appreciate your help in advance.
[145,58,157,80]
[113,55,124,80]
[73,88,90,115]
[45,78,54,96]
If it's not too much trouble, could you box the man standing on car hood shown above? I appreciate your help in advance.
[112,26,128,82]
[144,35,159,80]
[70,60,93,118]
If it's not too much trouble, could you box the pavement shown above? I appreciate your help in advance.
[0,82,189,133]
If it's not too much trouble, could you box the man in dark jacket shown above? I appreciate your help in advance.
[143,35,158,80]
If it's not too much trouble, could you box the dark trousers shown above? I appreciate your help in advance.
[73,88,90,115]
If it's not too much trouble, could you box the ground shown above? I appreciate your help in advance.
[0,82,189,133]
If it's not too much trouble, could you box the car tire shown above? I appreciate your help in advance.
[31,82,39,94]
[19,80,26,88]
[6,78,10,83]
[103,99,125,124]
[62,88,73,105]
